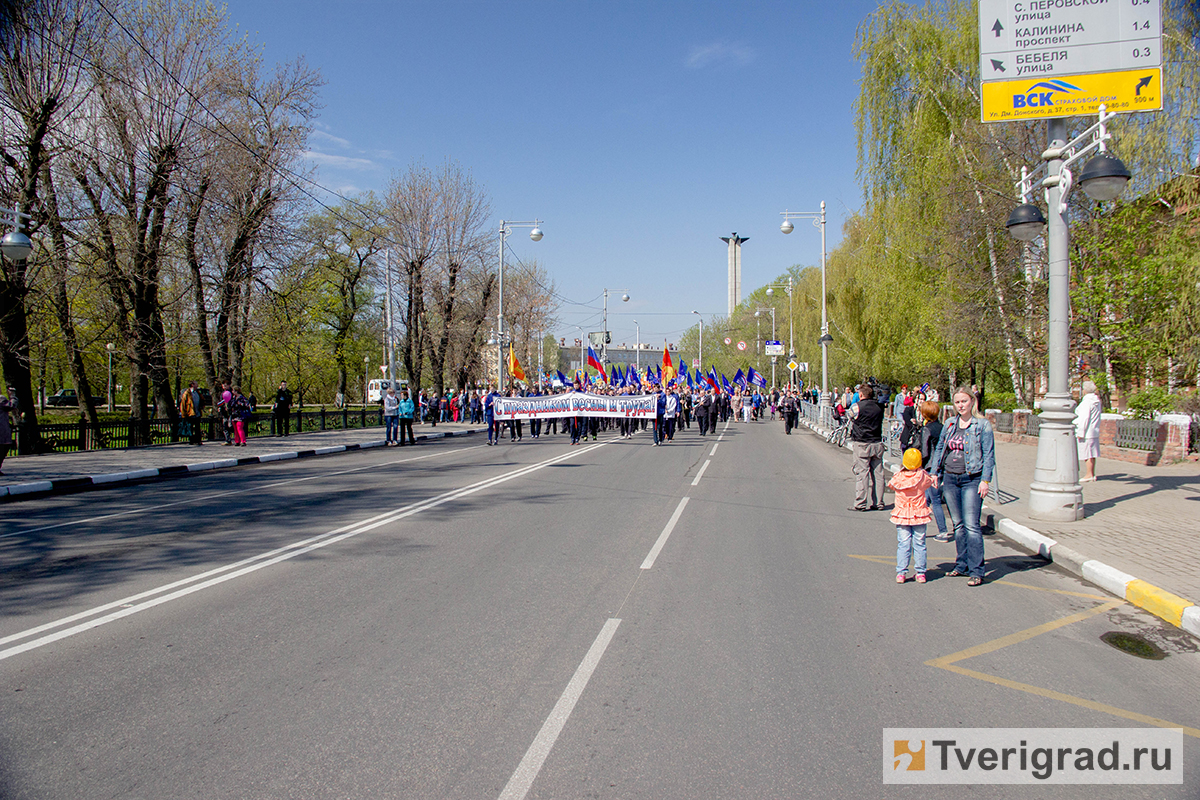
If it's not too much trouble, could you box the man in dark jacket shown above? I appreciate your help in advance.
[273,381,293,436]
[847,381,885,511]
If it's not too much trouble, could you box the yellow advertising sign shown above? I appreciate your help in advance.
[981,68,1161,123]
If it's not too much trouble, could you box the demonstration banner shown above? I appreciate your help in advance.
[493,391,657,420]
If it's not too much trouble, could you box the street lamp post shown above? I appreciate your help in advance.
[755,307,776,388]
[601,289,630,366]
[779,201,829,403]
[106,342,116,411]
[364,355,370,405]
[497,219,543,388]
[633,320,640,370]
[764,277,795,389]
[691,311,703,373]
[1005,106,1129,522]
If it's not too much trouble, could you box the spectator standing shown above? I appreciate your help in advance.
[273,381,293,436]
[230,386,252,446]
[0,387,16,475]
[917,401,950,541]
[931,387,996,586]
[847,381,886,511]
[888,448,936,583]
[382,386,400,445]
[1074,380,1102,482]
[218,382,234,445]
[781,389,798,435]
[397,389,415,445]
[179,381,203,445]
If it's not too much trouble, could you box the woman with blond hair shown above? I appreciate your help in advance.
[931,387,996,586]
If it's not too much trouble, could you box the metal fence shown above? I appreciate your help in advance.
[20,406,386,454]
[1024,413,1042,437]
[994,412,1014,433]
[1114,418,1160,451]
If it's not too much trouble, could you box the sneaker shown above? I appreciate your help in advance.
[915,574,927,584]
[934,533,954,542]
[896,574,907,584]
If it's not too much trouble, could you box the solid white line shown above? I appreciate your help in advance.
[498,618,621,800]
[691,459,711,486]
[1,445,480,540]
[640,497,689,570]
[709,443,718,456]
[0,443,607,661]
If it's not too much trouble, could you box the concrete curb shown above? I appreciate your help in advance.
[0,428,483,502]
[855,432,1199,642]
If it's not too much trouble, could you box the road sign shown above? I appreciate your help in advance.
[737,341,747,351]
[787,360,798,372]
[765,340,784,356]
[979,0,1161,82]
[723,337,732,345]
[692,359,700,368]
[380,365,387,374]
[982,67,1161,121]
[979,0,1162,121]
[797,362,809,372]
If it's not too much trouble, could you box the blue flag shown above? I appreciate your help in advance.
[556,369,569,386]
[721,374,733,395]
[748,367,767,389]
[629,366,641,388]
[733,368,747,390]
[686,370,694,390]
[706,366,720,392]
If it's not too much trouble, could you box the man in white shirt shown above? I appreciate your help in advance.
[1074,380,1102,482]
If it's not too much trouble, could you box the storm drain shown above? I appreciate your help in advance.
[1100,631,1167,660]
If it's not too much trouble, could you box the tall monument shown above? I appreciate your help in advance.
[720,232,748,316]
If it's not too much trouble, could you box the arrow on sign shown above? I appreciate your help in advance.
[1136,75,1152,95]
[991,19,1003,37]
[991,59,1006,73]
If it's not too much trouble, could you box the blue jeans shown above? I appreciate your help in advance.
[942,472,985,578]
[384,415,399,442]
[896,524,927,575]
[925,485,948,535]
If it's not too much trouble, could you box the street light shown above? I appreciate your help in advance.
[692,311,703,374]
[1004,105,1130,522]
[363,355,370,406]
[779,201,828,403]
[633,320,640,369]
[755,307,776,388]
[107,342,116,412]
[601,289,630,366]
[497,218,543,388]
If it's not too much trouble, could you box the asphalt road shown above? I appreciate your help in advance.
[1,418,1197,799]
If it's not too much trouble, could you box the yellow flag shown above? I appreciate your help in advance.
[507,343,526,382]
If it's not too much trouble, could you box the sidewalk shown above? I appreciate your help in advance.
[801,414,1200,639]
[0,422,484,500]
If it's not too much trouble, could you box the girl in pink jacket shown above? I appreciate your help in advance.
[888,448,936,583]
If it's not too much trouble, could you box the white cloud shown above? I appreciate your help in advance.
[685,42,755,69]
[311,129,353,148]
[302,151,376,171]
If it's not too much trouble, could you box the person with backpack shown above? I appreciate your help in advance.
[230,386,252,446]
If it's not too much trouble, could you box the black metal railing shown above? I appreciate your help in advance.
[19,406,386,454]
[1115,418,1159,451]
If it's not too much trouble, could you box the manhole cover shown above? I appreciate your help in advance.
[1100,631,1167,660]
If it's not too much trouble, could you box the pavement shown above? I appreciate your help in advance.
[798,414,1200,641]
[0,421,485,499]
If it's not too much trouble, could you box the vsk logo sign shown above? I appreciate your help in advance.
[1012,79,1080,109]
[894,740,926,772]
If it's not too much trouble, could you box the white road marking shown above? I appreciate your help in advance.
[709,443,719,456]
[498,618,622,800]
[0,443,607,662]
[691,459,711,486]
[1,445,481,540]
[641,497,689,570]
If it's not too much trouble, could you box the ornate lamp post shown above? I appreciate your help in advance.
[779,201,829,403]
[496,219,543,388]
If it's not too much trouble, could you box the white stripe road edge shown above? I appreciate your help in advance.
[691,459,711,486]
[0,443,607,661]
[498,618,622,800]
[640,497,689,570]
[709,443,719,456]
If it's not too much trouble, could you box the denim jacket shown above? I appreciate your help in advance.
[932,416,996,483]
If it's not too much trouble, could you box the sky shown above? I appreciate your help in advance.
[227,0,882,351]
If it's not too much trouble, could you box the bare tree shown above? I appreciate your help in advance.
[386,163,438,391]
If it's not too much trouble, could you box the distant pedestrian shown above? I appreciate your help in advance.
[0,386,16,475]
[230,386,252,446]
[218,382,234,445]
[1074,379,1102,482]
[179,381,203,445]
[889,448,936,584]
[383,386,400,445]
[398,389,415,445]
[273,381,293,436]
[932,387,995,586]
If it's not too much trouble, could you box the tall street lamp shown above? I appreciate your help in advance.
[1,206,35,453]
[497,219,543,388]
[779,201,829,404]
[1005,106,1130,522]
[764,278,794,388]
[106,342,116,411]
[601,289,629,366]
[755,307,776,388]
[691,311,703,374]
[633,320,640,370]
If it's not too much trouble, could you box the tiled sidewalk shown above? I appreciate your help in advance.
[0,422,483,497]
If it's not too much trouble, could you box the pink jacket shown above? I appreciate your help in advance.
[887,468,934,525]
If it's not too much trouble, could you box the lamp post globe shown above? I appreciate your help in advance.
[1006,203,1046,242]
[1078,152,1131,202]
[621,293,629,303]
[780,220,794,235]
[765,287,774,296]
[529,227,543,242]
[0,230,33,261]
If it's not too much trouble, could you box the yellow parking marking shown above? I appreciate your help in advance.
[993,579,1110,601]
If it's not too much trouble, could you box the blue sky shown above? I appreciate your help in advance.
[229,0,881,349]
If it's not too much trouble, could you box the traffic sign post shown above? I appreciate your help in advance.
[764,340,784,356]
[979,0,1162,121]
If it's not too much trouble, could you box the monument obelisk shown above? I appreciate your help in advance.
[720,232,748,316]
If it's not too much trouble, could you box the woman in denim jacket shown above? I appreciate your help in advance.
[931,387,996,586]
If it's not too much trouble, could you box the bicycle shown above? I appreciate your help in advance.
[828,421,850,448]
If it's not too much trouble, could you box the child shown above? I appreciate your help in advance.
[888,448,937,583]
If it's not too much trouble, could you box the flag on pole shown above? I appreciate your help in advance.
[662,344,677,383]
[733,368,747,390]
[706,367,720,392]
[748,367,767,389]
[686,370,695,390]
[586,345,607,383]
[556,369,569,386]
[507,344,526,382]
[721,374,733,395]
[629,366,641,388]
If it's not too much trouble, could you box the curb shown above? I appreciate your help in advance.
[809,423,1200,642]
[0,428,483,502]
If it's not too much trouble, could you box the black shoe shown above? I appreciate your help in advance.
[848,506,869,512]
